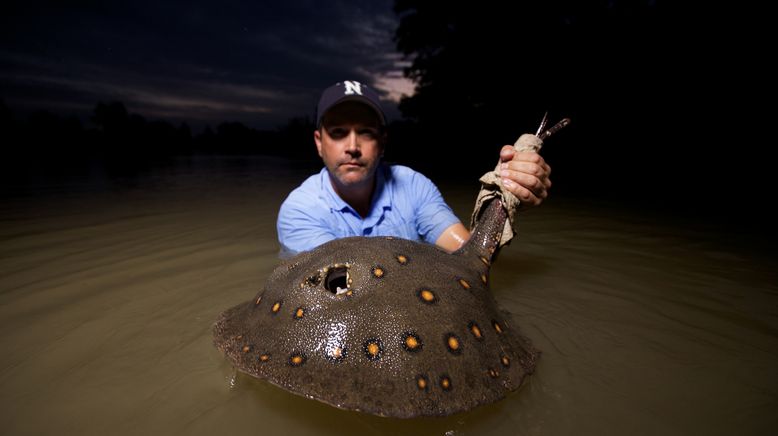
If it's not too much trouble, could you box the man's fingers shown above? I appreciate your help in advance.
[498,148,552,206]
[502,177,548,205]
[500,161,552,188]
[502,178,543,205]
[499,145,515,162]
[501,161,549,179]
[502,151,551,174]
[512,151,544,163]
[502,170,548,193]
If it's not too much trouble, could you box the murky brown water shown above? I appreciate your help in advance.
[1,156,776,435]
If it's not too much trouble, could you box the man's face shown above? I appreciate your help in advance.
[314,101,385,190]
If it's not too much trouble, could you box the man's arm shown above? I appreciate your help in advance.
[408,169,463,249]
[433,149,552,252]
[435,222,470,252]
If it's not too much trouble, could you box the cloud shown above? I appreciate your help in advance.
[0,1,407,128]
[0,51,307,127]
[358,52,416,104]
[370,72,416,104]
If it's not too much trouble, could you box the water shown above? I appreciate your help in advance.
[1,156,776,435]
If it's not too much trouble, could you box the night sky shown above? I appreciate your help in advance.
[2,2,775,237]
[2,0,409,131]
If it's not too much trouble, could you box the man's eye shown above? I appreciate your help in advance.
[358,130,378,139]
[328,129,347,138]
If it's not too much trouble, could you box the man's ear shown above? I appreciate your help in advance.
[313,129,323,158]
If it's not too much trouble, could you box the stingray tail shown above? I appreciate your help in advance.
[457,198,507,262]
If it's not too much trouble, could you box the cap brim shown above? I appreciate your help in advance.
[318,96,387,128]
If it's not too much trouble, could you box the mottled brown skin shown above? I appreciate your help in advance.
[212,200,539,418]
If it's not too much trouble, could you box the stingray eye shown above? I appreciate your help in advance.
[324,265,350,295]
[305,273,322,287]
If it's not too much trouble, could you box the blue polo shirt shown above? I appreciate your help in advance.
[277,164,461,257]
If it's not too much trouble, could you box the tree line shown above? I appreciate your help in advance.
[0,99,321,169]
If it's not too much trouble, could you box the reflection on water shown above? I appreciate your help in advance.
[1,156,776,435]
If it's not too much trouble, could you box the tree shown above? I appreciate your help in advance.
[392,1,673,185]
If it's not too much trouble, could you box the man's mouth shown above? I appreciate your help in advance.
[340,161,363,168]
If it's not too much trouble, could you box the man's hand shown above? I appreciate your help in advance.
[498,146,552,208]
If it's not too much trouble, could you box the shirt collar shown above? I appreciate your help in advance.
[319,164,393,218]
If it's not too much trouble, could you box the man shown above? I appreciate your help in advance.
[277,80,551,257]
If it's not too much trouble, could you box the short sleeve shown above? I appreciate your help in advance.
[408,171,462,244]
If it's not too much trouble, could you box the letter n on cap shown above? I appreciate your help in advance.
[344,81,363,96]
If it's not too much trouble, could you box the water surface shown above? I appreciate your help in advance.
[1,156,776,435]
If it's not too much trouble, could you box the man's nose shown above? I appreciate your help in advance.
[345,130,360,152]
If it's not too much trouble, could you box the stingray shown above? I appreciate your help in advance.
[212,121,568,418]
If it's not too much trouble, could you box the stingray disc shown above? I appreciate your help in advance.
[213,235,539,418]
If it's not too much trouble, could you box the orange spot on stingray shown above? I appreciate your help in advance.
[469,322,483,339]
[289,353,306,366]
[445,334,463,355]
[419,289,436,303]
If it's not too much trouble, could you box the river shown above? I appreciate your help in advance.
[1,156,776,435]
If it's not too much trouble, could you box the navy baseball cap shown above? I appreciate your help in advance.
[316,80,387,128]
